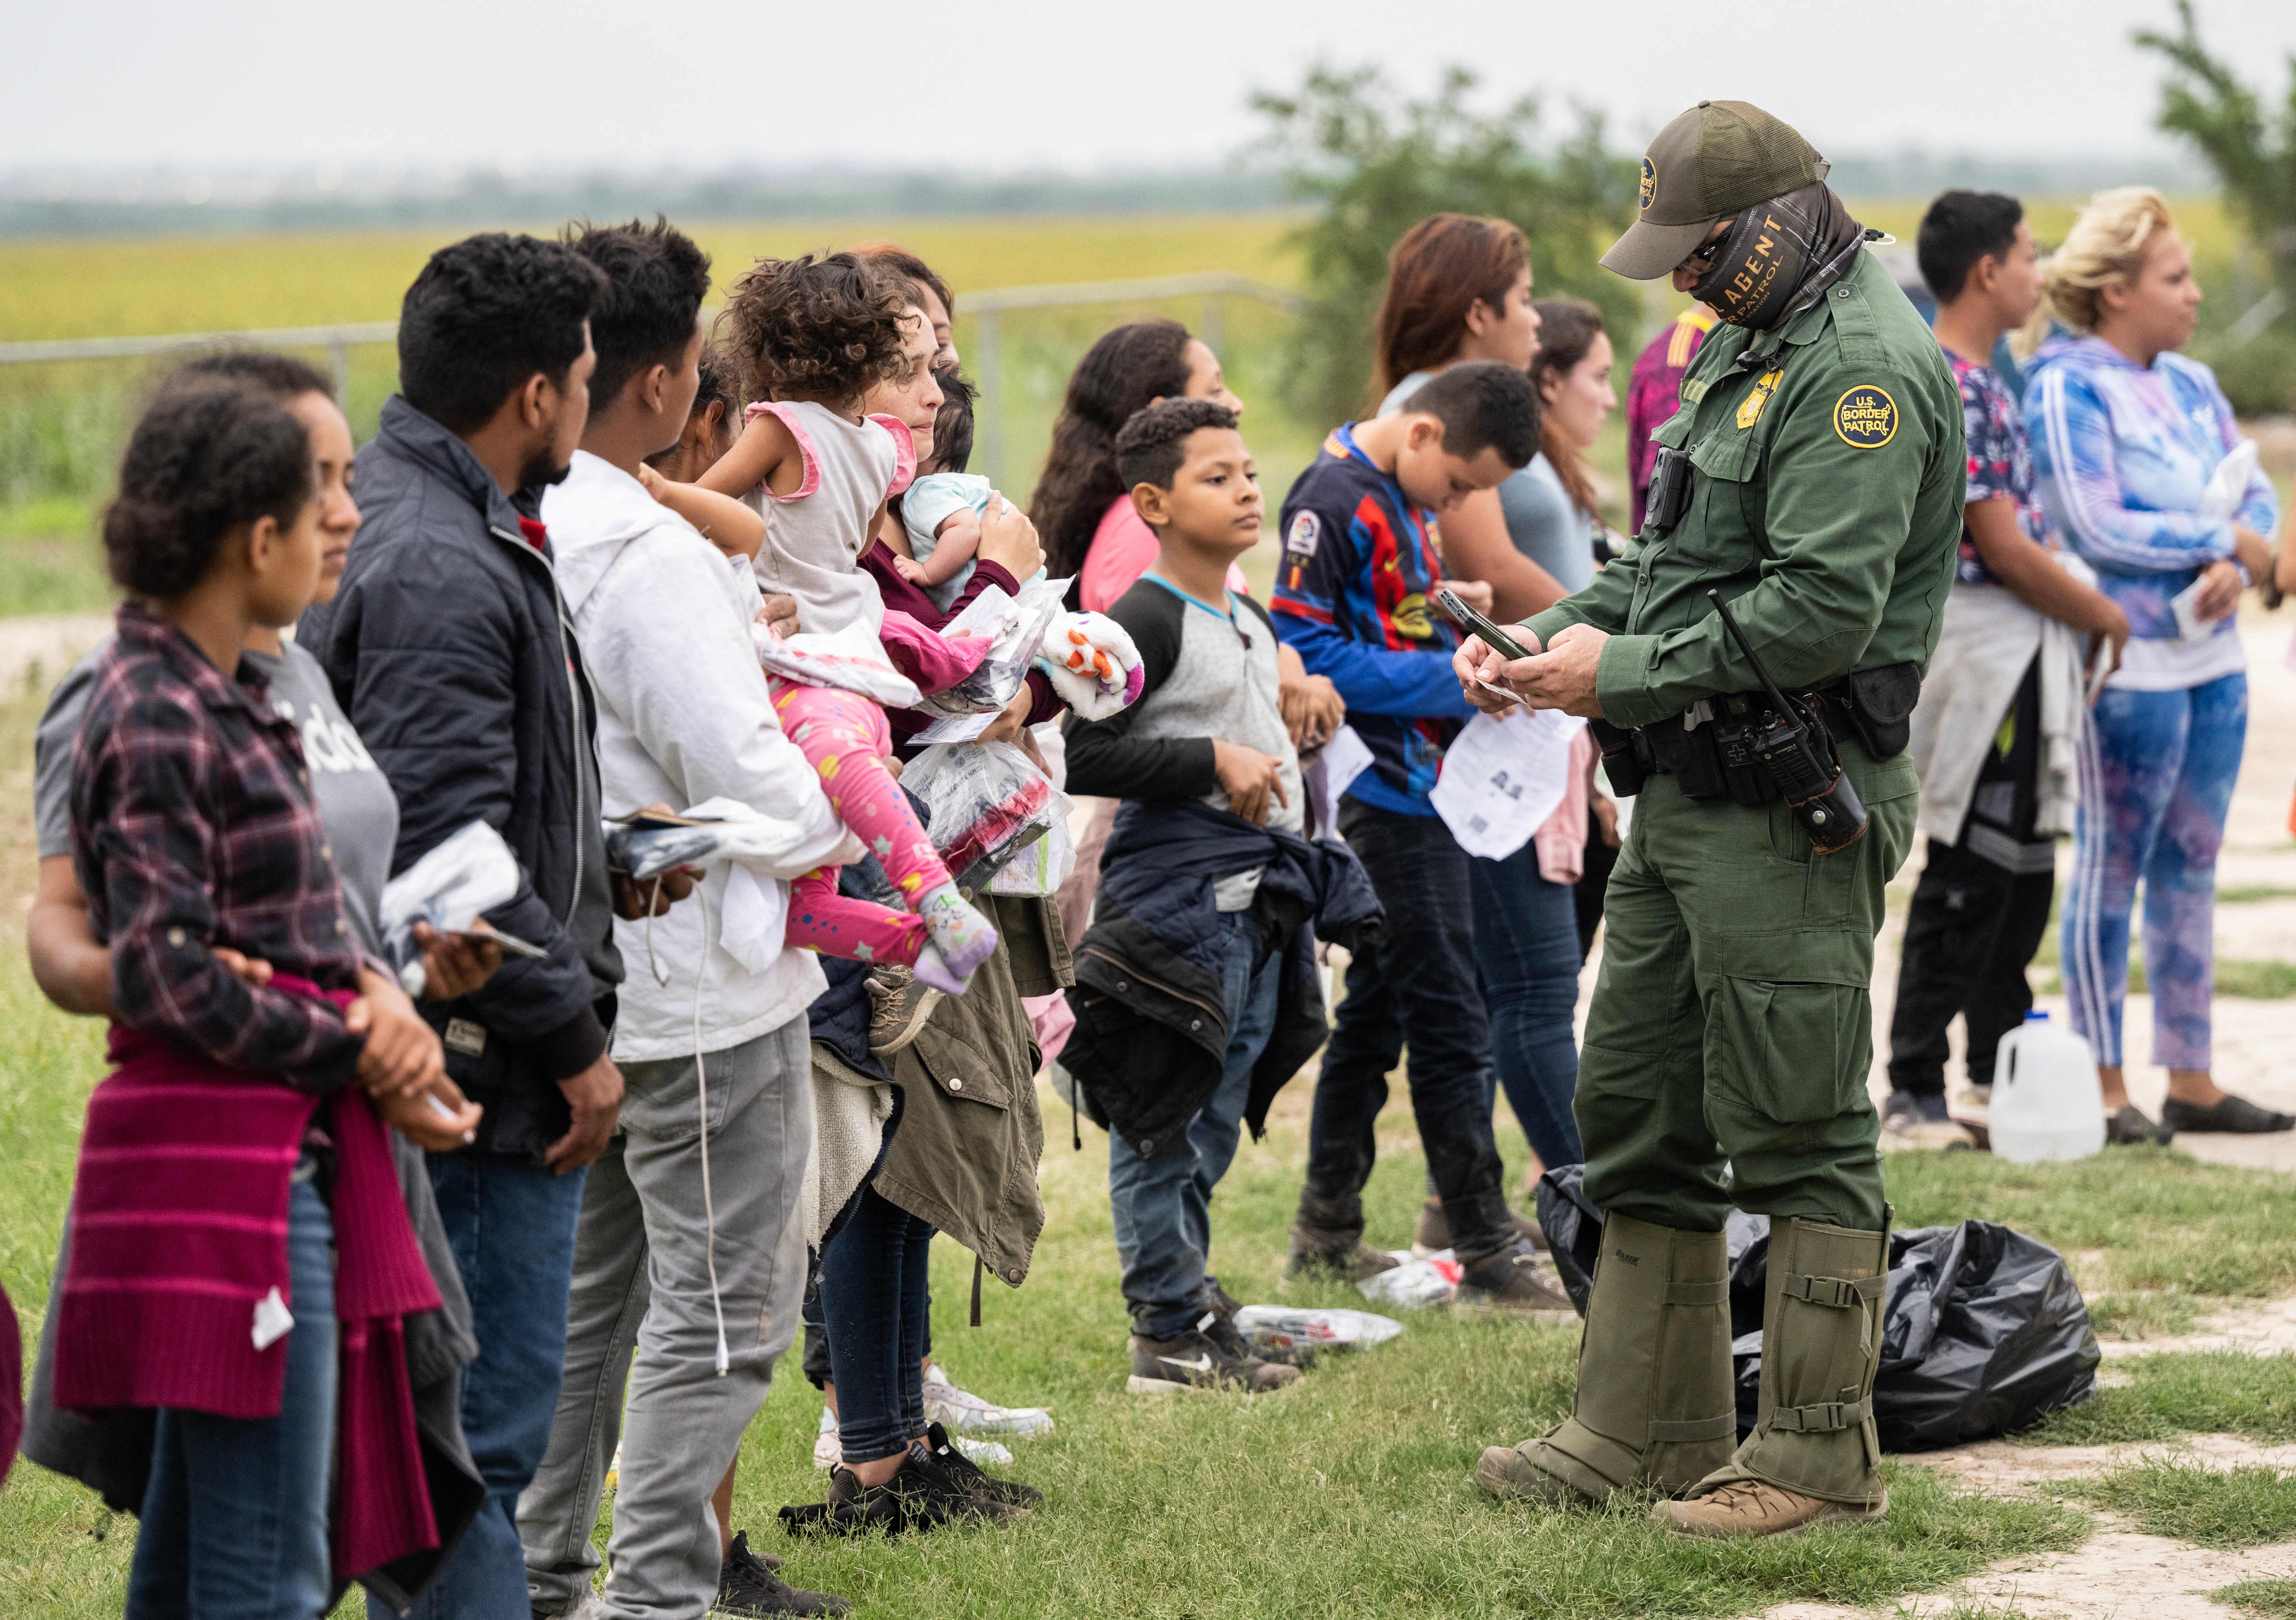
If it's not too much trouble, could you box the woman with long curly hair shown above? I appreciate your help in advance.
[1030,316,1242,609]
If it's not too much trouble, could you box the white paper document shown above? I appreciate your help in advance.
[1306,725,1375,841]
[1430,708,1585,861]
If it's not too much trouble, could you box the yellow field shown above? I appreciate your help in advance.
[0,214,1306,342]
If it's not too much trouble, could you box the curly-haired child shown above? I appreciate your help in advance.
[689,253,996,991]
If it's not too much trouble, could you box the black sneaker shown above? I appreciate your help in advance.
[715,1529,848,1616]
[1285,1222,1400,1283]
[1128,1315,1303,1395]
[1202,1283,1316,1369]
[1455,1244,1577,1318]
[784,1442,1030,1537]
[923,1422,1043,1509]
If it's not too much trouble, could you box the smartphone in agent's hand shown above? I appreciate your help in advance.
[1436,589,1531,705]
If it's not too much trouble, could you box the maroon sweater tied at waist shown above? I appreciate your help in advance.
[55,978,445,1578]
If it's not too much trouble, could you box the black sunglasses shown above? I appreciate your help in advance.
[1683,224,1737,270]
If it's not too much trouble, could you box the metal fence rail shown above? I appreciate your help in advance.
[0,272,1306,489]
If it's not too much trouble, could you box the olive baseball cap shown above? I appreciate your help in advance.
[1601,100,1831,280]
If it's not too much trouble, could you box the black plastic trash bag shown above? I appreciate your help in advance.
[1533,1165,1766,1319]
[1536,1167,2099,1452]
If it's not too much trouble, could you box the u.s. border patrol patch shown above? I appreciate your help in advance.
[1286,510,1321,556]
[1639,157,1656,212]
[1833,385,1898,448]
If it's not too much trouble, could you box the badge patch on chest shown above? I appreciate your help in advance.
[1833,385,1898,448]
[1285,510,1321,557]
[1736,368,1783,430]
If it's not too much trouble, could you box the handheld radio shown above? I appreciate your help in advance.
[1704,590,1868,855]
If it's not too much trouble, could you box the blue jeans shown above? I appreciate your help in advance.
[817,1186,934,1465]
[1109,909,1284,1339]
[129,1166,336,1620]
[384,1155,586,1620]
[1471,844,1584,1169]
[2065,672,2247,1068]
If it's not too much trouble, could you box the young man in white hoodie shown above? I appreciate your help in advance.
[521,220,861,1620]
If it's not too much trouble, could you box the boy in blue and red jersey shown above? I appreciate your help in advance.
[1268,361,1568,1311]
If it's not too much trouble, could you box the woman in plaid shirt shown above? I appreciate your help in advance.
[60,377,481,1617]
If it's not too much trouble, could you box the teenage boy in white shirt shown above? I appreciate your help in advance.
[522,219,860,1620]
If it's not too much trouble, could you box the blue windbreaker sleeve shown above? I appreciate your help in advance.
[1270,612,1476,720]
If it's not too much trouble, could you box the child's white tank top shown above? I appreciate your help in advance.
[743,400,916,636]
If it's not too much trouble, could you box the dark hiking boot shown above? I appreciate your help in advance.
[1203,1282,1316,1368]
[714,1529,848,1616]
[923,1422,1043,1509]
[1455,1245,1577,1319]
[1285,1221,1399,1284]
[1417,1195,1546,1255]
[1128,1316,1302,1395]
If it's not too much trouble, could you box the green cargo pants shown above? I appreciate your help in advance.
[1577,742,1916,1235]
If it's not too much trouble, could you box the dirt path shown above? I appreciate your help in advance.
[1769,1530,2296,1618]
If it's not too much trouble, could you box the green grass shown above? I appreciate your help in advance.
[2219,886,2296,905]
[2086,1292,2206,1341]
[2218,1579,2296,1617]
[1883,1148,2296,1298]
[2023,1352,2296,1447]
[2050,1460,2296,1548]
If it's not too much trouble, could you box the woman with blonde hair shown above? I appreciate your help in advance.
[2023,187,2283,1142]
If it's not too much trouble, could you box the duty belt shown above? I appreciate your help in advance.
[1592,661,1919,807]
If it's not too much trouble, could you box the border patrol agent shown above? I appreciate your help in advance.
[1455,101,1964,1538]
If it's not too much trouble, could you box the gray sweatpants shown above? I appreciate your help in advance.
[520,1018,813,1620]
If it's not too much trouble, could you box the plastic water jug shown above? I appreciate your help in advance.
[1989,1012,2105,1163]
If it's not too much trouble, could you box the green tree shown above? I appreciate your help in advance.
[1249,64,1641,427]
[2135,0,2296,411]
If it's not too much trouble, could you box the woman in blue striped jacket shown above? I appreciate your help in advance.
[2024,187,2282,1143]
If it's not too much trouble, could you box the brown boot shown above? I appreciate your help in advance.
[1653,1477,1888,1537]
[1415,1195,1548,1256]
[1411,1196,1451,1256]
[1286,1196,1399,1283]
[1454,1246,1576,1319]
[1669,1213,1891,1532]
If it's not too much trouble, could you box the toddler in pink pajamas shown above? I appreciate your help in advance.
[688,251,1000,991]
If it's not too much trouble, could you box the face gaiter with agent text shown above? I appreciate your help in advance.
[1690,183,1869,332]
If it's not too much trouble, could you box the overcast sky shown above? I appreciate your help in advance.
[5,0,2290,173]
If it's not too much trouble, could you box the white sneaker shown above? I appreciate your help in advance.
[811,1400,1014,1469]
[920,1361,1054,1437]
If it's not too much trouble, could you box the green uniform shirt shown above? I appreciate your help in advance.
[1529,250,1965,753]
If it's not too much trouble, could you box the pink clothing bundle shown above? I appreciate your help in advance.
[56,980,443,1578]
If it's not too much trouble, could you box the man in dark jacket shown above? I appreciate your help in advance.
[1062,399,1365,1395]
[309,232,687,1619]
